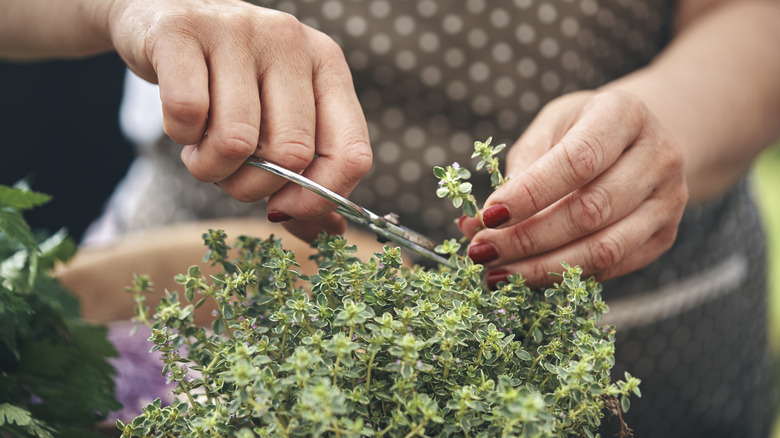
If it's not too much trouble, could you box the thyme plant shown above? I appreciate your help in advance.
[434,137,507,220]
[119,139,639,437]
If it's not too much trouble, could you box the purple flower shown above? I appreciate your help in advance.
[311,315,319,322]
[211,310,219,317]
[416,360,423,368]
[452,162,461,170]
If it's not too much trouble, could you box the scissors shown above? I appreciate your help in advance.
[246,158,455,268]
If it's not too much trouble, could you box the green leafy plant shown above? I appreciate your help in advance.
[120,139,639,437]
[433,137,507,220]
[0,184,120,438]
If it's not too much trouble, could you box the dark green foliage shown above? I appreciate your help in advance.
[0,184,120,438]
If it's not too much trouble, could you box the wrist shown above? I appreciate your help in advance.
[0,0,117,59]
[77,0,118,55]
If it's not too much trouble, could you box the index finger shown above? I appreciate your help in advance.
[480,93,646,229]
[180,44,261,183]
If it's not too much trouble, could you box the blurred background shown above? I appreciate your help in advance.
[754,145,780,437]
[0,54,133,242]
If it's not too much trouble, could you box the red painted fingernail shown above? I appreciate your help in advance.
[486,269,510,290]
[482,204,510,228]
[468,241,499,265]
[267,211,292,223]
[457,214,468,230]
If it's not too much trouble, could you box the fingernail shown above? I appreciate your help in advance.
[486,269,510,290]
[468,241,499,265]
[482,204,510,228]
[267,211,292,223]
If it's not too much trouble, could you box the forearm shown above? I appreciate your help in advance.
[604,0,780,202]
[0,0,114,60]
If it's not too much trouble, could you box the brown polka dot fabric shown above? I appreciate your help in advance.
[104,1,773,436]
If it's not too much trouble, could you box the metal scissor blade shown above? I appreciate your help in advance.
[246,158,455,268]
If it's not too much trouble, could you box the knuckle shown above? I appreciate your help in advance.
[588,235,624,272]
[571,188,611,233]
[338,132,373,184]
[185,165,211,183]
[163,93,208,127]
[296,198,335,219]
[312,38,353,92]
[258,12,309,56]
[264,10,305,37]
[659,141,685,174]
[311,30,344,57]
[595,89,647,119]
[508,226,538,257]
[560,134,605,185]
[523,262,551,286]
[229,187,260,204]
[183,159,217,183]
[214,122,260,159]
[262,128,316,171]
[656,224,679,253]
[148,12,198,36]
[518,172,547,212]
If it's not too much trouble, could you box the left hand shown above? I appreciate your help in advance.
[459,90,689,288]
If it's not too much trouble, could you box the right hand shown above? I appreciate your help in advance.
[107,0,372,239]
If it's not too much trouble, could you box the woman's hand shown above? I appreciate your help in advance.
[459,90,688,288]
[107,0,372,237]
